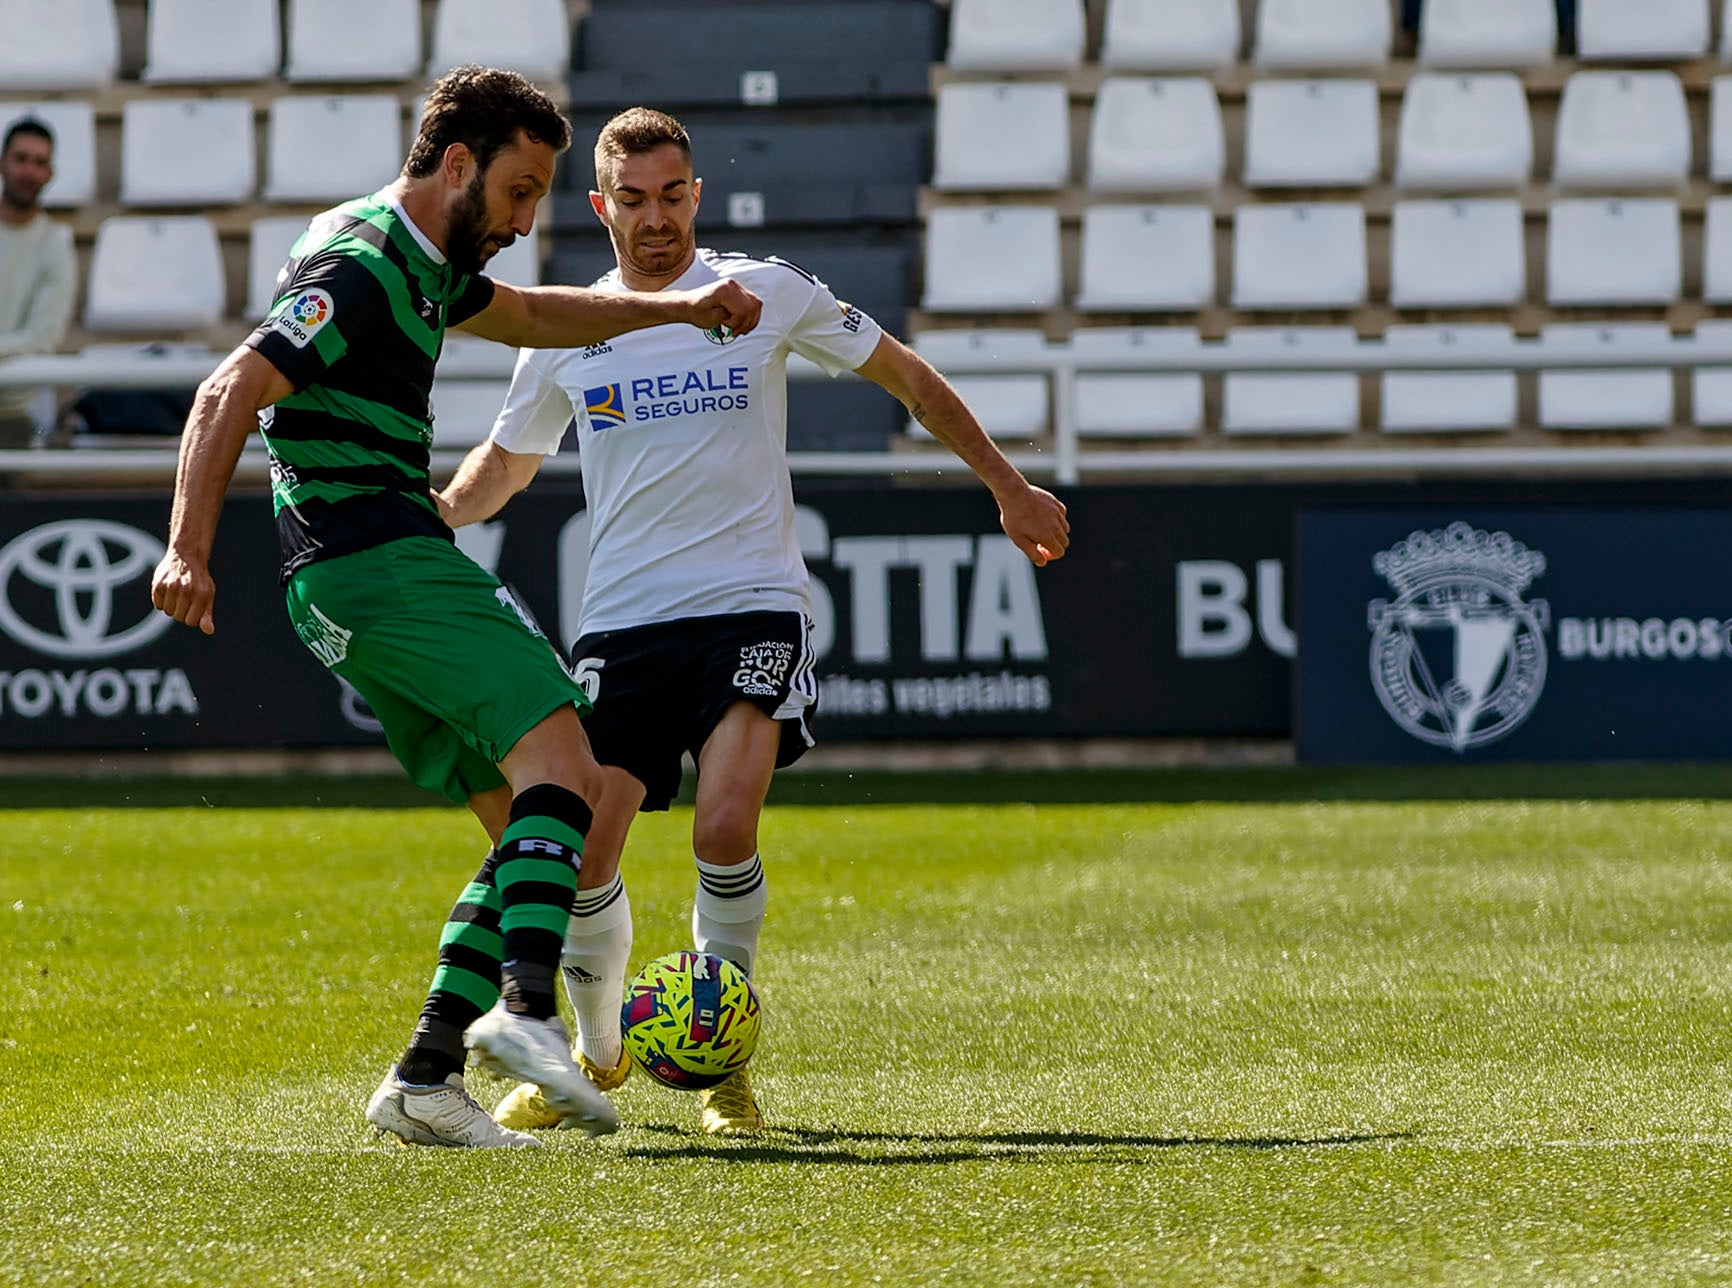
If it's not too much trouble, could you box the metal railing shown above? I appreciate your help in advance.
[6,332,1732,484]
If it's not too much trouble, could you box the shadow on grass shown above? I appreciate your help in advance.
[4,764,1732,809]
[616,1123,1410,1166]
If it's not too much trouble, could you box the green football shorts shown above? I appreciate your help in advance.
[283,536,590,804]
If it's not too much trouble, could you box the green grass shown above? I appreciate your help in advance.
[3,775,1732,1284]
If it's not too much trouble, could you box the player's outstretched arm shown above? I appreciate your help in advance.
[150,347,292,635]
[436,441,544,528]
[855,334,1070,567]
[455,279,763,349]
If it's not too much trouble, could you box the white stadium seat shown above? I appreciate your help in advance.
[1232,204,1367,310]
[1553,72,1690,190]
[911,330,1049,440]
[1418,0,1556,68]
[0,102,97,207]
[1702,197,1732,302]
[1381,324,1518,433]
[247,217,314,321]
[1390,200,1525,308]
[143,0,280,84]
[1071,327,1204,436]
[266,95,403,203]
[1254,0,1390,69]
[1076,205,1214,311]
[1539,323,1673,430]
[431,380,514,449]
[85,216,226,332]
[484,226,542,288]
[947,0,1087,71]
[1087,77,1224,192]
[1709,78,1732,181]
[934,83,1070,191]
[1578,0,1709,62]
[1222,327,1360,435]
[923,207,1062,312]
[428,0,571,84]
[1691,320,1732,427]
[1243,79,1379,188]
[120,99,255,206]
[286,0,422,83]
[0,0,118,91]
[1101,0,1240,71]
[1395,74,1532,191]
[1547,199,1681,306]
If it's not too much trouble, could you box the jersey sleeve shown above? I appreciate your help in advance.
[243,251,388,392]
[448,272,496,328]
[783,275,885,377]
[489,347,576,457]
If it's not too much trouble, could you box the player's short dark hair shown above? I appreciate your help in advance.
[593,107,691,186]
[2,117,53,155]
[404,65,570,180]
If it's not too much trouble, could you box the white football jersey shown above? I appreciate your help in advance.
[490,249,883,636]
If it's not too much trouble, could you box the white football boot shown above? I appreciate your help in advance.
[365,1066,540,1148]
[465,1005,620,1136]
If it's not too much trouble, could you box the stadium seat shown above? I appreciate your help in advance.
[0,102,96,207]
[1253,0,1390,69]
[1071,326,1204,436]
[286,0,422,83]
[1222,327,1360,435]
[1553,72,1690,190]
[1418,0,1556,67]
[910,330,1049,440]
[922,207,1062,312]
[1710,78,1732,181]
[485,226,542,289]
[947,0,1086,72]
[933,83,1070,191]
[120,99,255,207]
[1539,323,1673,430]
[1390,200,1525,308]
[1086,77,1225,192]
[1547,199,1682,305]
[1231,204,1367,310]
[1395,74,1533,191]
[265,96,404,203]
[1100,0,1241,71]
[1381,324,1518,433]
[431,379,514,448]
[142,0,280,84]
[1577,0,1709,61]
[1690,320,1732,426]
[247,217,311,321]
[85,216,226,333]
[1076,206,1215,311]
[0,0,118,91]
[428,0,571,85]
[1701,197,1732,301]
[1243,79,1379,188]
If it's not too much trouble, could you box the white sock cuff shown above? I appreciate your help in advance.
[566,875,630,939]
[693,854,767,923]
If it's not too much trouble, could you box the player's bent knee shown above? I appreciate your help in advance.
[692,808,761,866]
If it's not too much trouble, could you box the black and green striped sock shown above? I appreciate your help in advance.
[496,784,590,1020]
[398,849,504,1086]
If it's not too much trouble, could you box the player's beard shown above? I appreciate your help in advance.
[447,172,510,276]
[623,220,693,280]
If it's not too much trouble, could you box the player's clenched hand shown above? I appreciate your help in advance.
[997,484,1070,567]
[673,280,763,340]
[150,549,216,635]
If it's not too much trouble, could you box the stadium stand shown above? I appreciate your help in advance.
[142,0,282,84]
[946,0,1087,72]
[0,103,97,207]
[1071,325,1206,434]
[1086,77,1226,192]
[1242,79,1380,187]
[1552,71,1691,188]
[1418,0,1557,67]
[264,95,404,202]
[1394,73,1533,189]
[1252,0,1392,69]
[0,0,119,91]
[1576,0,1709,62]
[85,216,225,333]
[933,82,1070,191]
[284,0,423,84]
[1100,0,1241,71]
[1076,205,1215,311]
[427,0,571,84]
[120,99,256,206]
[1380,323,1519,431]
[1389,199,1525,307]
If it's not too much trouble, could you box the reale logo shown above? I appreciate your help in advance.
[0,520,174,660]
[1367,523,1550,752]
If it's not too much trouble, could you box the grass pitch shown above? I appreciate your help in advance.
[3,769,1732,1285]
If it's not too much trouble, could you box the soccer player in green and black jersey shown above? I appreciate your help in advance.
[149,67,762,1148]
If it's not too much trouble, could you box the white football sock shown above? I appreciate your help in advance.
[561,875,631,1069]
[692,854,767,978]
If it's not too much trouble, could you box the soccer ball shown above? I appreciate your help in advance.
[621,950,761,1091]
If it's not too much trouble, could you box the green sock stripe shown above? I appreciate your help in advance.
[439,921,503,957]
[456,880,501,912]
[500,905,574,937]
[496,856,580,893]
[429,964,499,1013]
[501,815,587,857]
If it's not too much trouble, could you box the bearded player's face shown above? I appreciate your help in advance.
[590,142,701,283]
[447,131,555,276]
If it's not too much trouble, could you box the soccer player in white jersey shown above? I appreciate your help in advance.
[436,107,1070,1134]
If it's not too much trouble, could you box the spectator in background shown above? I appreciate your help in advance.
[0,118,75,448]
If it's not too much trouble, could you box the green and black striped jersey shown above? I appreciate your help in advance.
[245,192,495,581]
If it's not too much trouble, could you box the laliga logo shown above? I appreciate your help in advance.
[1367,523,1549,752]
[0,520,174,659]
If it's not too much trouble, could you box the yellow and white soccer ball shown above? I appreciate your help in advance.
[621,951,761,1090]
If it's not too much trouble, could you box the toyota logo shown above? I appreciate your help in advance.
[0,520,174,659]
